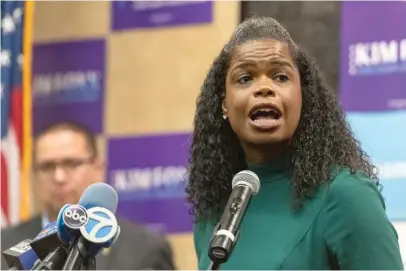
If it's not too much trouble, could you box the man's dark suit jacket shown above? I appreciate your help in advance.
[1,216,176,270]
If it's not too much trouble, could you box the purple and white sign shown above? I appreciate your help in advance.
[340,2,406,112]
[111,1,213,31]
[32,39,105,134]
[107,133,193,233]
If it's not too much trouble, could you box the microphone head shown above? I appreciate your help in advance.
[232,170,261,195]
[55,183,118,246]
[78,182,118,214]
[2,239,39,270]
[56,204,77,244]
[54,183,120,256]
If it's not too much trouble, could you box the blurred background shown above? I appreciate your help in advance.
[1,1,405,269]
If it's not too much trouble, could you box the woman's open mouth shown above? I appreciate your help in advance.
[248,103,283,131]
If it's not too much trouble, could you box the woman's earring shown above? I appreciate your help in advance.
[222,114,227,120]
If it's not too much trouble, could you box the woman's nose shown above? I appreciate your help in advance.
[253,86,276,98]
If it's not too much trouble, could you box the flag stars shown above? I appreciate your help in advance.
[1,15,16,34]
[13,8,23,22]
[17,54,23,67]
[1,50,11,67]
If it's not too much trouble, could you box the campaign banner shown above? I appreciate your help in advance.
[107,133,193,233]
[340,2,406,112]
[347,111,406,221]
[32,39,105,134]
[111,1,213,31]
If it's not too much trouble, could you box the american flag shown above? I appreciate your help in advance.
[1,1,32,228]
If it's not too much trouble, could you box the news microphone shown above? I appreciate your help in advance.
[208,170,260,268]
[60,183,120,270]
[2,221,69,270]
[28,221,68,270]
[31,246,67,270]
[56,181,119,245]
[30,222,64,260]
[56,204,82,245]
[2,239,39,270]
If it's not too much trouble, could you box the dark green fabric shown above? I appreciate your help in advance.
[193,160,404,270]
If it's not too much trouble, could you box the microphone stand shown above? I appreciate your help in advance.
[82,256,96,270]
[207,261,221,270]
[62,236,97,270]
[62,236,91,270]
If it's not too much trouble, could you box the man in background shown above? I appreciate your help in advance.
[1,121,176,270]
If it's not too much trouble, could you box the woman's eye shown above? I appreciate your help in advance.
[236,75,253,84]
[275,74,289,82]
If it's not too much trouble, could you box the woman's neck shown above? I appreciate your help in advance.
[242,142,289,165]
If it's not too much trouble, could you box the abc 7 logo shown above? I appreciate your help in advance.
[63,204,88,229]
[80,207,119,244]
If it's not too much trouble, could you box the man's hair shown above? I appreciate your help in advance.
[34,121,98,157]
[185,16,378,221]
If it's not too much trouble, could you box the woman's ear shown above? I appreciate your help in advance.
[221,96,227,116]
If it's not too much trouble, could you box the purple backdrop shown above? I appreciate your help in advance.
[111,1,213,30]
[339,2,406,112]
[32,39,105,134]
[107,133,193,233]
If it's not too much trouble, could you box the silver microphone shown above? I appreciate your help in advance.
[208,170,261,266]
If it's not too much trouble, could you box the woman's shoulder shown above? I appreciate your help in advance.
[321,167,403,269]
[324,166,385,215]
[329,167,382,198]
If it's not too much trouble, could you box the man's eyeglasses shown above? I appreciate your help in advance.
[34,157,95,175]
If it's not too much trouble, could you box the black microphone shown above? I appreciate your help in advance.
[2,239,39,270]
[208,170,260,269]
[32,247,67,270]
[29,222,65,260]
[29,222,68,270]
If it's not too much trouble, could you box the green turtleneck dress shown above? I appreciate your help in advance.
[193,160,404,270]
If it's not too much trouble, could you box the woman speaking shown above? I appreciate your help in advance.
[185,16,404,270]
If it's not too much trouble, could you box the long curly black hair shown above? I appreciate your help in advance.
[185,16,378,221]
